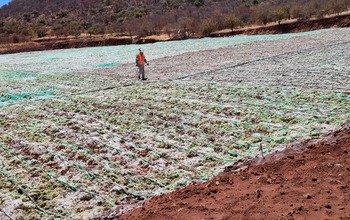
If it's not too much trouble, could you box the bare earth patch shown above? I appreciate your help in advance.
[120,122,350,220]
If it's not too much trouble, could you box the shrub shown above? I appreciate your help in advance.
[225,15,241,31]
[271,7,289,25]
[201,18,217,36]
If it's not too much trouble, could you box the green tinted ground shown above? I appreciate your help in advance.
[1,78,349,219]
[0,28,349,219]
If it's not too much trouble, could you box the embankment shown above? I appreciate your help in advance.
[0,13,349,55]
[120,122,350,219]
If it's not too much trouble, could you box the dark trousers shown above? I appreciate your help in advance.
[138,64,145,80]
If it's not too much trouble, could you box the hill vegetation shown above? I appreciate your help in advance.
[0,0,349,43]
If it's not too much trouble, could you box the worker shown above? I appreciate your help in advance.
[136,49,149,80]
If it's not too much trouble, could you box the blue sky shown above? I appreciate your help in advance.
[0,0,10,7]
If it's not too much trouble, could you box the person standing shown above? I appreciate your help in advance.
[136,49,149,80]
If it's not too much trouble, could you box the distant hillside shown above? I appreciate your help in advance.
[0,0,349,43]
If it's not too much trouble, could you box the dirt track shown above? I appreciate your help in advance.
[120,122,350,220]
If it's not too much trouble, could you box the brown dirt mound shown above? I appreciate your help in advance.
[119,122,350,220]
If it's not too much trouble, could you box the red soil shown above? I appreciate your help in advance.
[119,122,350,220]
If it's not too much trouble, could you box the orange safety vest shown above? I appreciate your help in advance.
[138,54,145,65]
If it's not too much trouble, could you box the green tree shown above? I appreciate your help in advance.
[225,15,241,31]
[271,8,288,25]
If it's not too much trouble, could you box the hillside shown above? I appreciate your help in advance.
[120,122,350,220]
[1,27,350,219]
[0,0,349,44]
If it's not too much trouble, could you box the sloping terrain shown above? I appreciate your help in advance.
[109,28,350,92]
[1,0,349,44]
[120,122,350,220]
[0,13,349,55]
[0,28,349,219]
